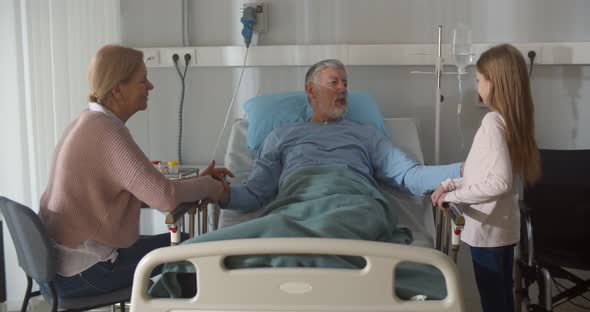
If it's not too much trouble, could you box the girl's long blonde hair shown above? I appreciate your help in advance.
[476,44,540,185]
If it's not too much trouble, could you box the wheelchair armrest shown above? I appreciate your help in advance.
[518,200,534,267]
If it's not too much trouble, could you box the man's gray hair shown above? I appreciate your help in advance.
[304,59,346,85]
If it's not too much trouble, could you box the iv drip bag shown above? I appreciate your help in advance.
[453,24,473,74]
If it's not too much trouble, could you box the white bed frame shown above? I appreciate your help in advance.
[129,118,466,311]
[130,238,464,311]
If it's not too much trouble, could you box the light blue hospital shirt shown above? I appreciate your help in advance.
[227,120,461,212]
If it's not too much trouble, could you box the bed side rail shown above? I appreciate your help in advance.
[435,203,465,263]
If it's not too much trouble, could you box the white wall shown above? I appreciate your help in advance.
[120,0,590,167]
[1,1,121,309]
[0,0,33,308]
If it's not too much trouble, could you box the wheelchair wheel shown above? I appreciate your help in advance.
[521,297,530,312]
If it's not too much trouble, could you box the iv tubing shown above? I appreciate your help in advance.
[210,47,250,162]
[457,73,465,151]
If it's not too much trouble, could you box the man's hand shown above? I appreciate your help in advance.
[200,160,234,190]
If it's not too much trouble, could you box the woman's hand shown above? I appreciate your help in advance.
[200,160,234,190]
[198,189,229,211]
[206,179,226,203]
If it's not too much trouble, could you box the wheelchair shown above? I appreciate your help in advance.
[515,149,590,312]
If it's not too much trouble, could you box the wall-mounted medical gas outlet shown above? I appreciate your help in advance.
[162,48,196,67]
[243,2,267,33]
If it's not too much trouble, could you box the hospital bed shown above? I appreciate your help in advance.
[130,113,465,311]
[220,118,438,248]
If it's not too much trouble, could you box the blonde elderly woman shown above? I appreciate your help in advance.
[38,44,231,299]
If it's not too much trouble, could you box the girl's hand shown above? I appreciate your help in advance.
[436,193,450,213]
[431,184,446,207]
[199,199,211,212]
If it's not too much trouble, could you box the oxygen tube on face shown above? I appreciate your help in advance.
[313,82,348,96]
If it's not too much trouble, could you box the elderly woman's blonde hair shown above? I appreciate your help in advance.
[88,45,144,104]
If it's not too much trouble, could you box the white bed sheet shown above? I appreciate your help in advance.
[220,118,436,248]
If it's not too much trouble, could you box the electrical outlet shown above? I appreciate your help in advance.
[515,45,541,64]
[162,48,196,67]
[243,2,267,33]
[142,48,160,67]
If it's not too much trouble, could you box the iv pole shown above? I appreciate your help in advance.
[411,25,445,165]
[435,26,463,258]
[434,25,443,166]
[411,26,464,259]
[433,26,445,251]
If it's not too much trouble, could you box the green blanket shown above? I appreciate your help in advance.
[149,167,446,299]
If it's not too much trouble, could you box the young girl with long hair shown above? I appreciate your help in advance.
[431,44,540,312]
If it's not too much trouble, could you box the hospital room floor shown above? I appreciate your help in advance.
[18,244,589,311]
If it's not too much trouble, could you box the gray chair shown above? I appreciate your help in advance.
[0,196,131,312]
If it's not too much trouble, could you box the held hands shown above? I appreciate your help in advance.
[199,160,234,210]
[200,160,234,190]
[198,179,226,212]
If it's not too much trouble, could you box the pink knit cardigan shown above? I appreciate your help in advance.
[39,110,219,248]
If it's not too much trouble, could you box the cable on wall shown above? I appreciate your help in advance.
[173,53,191,164]
[528,50,537,78]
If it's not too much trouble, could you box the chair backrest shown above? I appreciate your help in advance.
[523,149,590,249]
[0,196,56,282]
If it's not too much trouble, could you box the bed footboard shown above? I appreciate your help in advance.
[131,238,464,312]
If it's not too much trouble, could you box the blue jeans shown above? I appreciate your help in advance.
[470,244,516,312]
[41,233,186,299]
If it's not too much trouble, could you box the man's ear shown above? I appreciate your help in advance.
[305,82,315,99]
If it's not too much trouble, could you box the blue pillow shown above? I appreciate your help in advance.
[243,91,388,150]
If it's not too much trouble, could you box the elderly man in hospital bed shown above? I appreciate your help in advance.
[150,59,462,298]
